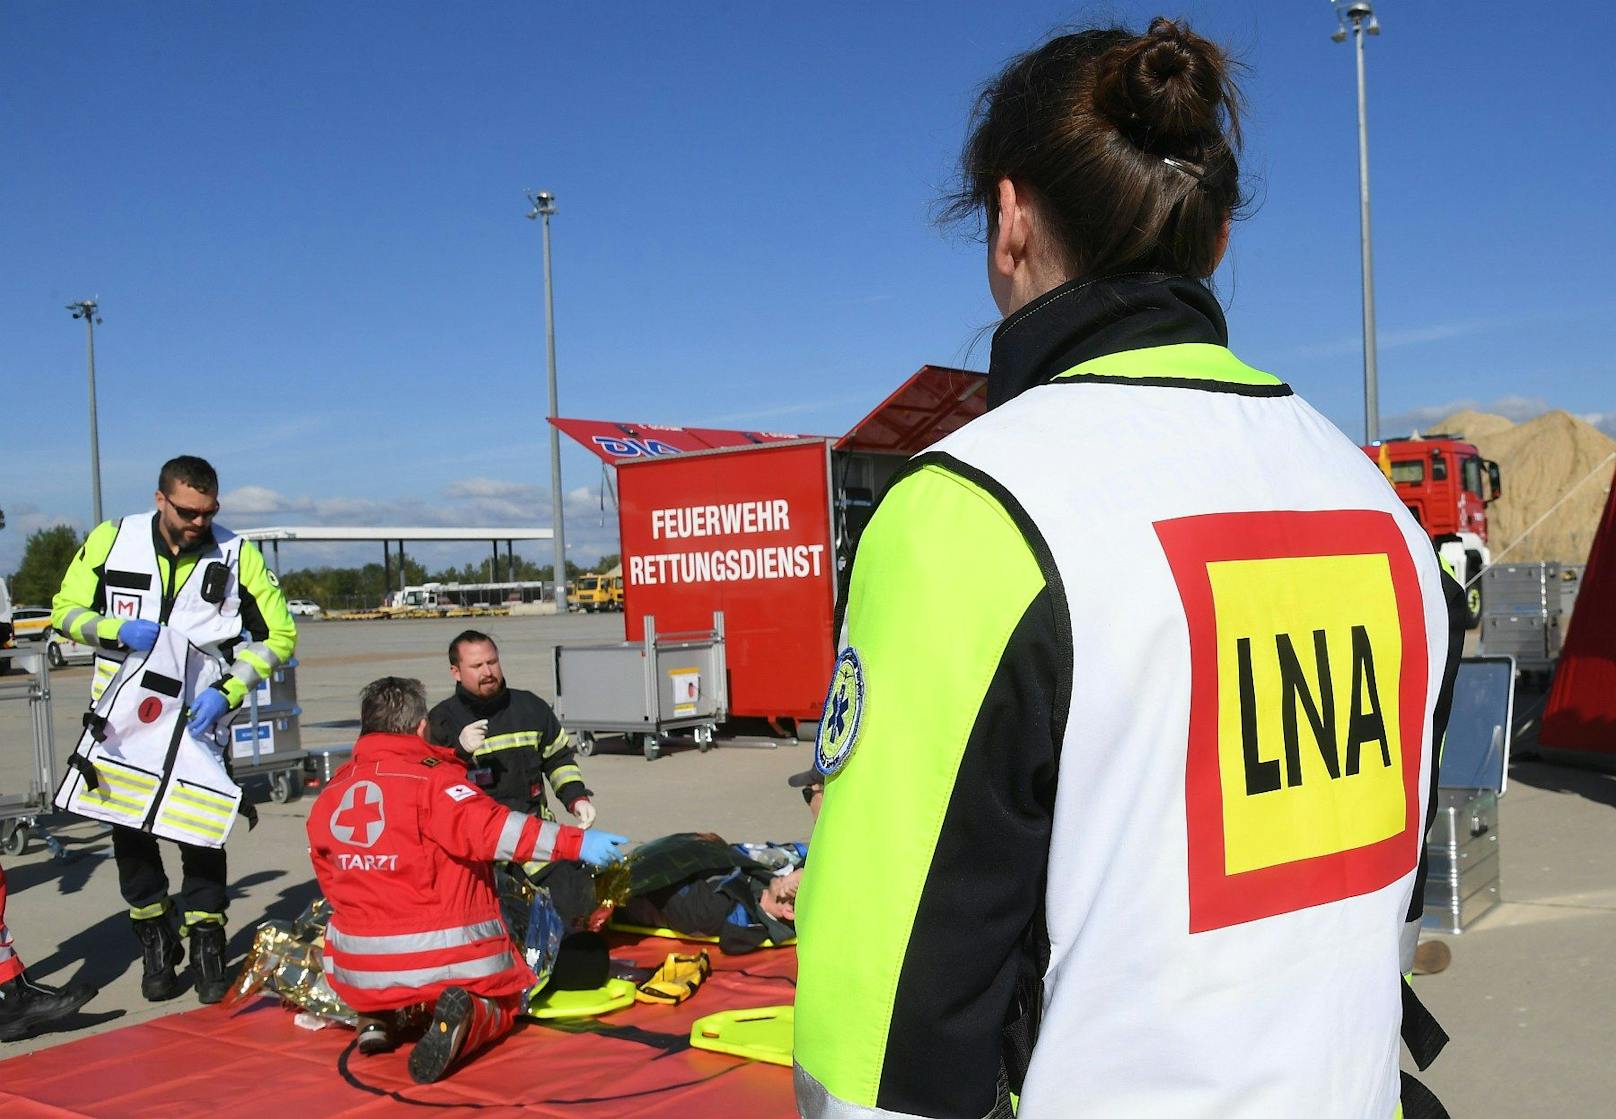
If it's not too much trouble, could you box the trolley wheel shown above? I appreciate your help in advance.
[695,725,714,752]
[642,735,661,762]
[576,732,596,758]
[269,769,302,804]
[47,642,66,669]
[2,822,29,858]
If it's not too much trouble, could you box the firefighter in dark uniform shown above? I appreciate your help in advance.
[427,630,599,922]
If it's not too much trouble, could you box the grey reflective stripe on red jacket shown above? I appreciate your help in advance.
[324,949,517,990]
[494,811,530,861]
[324,918,508,956]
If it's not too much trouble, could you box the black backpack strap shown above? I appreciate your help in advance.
[66,752,101,791]
[81,710,110,743]
[1400,1071,1451,1119]
[1402,975,1449,1070]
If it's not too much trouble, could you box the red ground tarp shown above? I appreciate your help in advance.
[1542,473,1616,753]
[0,934,797,1118]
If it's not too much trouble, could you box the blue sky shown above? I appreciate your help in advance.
[4,1,1613,576]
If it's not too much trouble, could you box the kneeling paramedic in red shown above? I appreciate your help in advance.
[307,676,627,1083]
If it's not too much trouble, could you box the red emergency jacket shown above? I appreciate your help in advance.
[307,732,585,1011]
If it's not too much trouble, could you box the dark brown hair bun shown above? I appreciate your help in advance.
[1092,17,1235,154]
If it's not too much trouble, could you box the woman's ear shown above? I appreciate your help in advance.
[1211,213,1232,271]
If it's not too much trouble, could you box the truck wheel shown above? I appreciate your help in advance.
[1,822,28,857]
[576,732,596,758]
[1464,553,1483,630]
[269,770,302,804]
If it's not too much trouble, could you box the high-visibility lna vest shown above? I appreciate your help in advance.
[89,511,245,702]
[794,344,1453,1119]
[55,626,243,848]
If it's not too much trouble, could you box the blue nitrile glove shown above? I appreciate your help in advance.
[578,830,629,868]
[119,619,160,652]
[188,688,230,735]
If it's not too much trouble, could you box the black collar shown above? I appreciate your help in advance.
[987,273,1229,409]
[148,511,217,560]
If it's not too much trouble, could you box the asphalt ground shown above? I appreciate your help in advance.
[2,617,1614,1116]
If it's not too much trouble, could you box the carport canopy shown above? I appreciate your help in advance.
[234,526,553,593]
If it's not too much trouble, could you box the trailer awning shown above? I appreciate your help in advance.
[834,365,987,455]
[552,418,821,464]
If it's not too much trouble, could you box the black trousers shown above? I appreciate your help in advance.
[112,824,228,917]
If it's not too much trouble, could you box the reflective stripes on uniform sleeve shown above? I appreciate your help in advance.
[547,762,585,792]
[495,810,531,861]
[226,641,282,695]
[795,1065,941,1119]
[491,809,559,863]
[542,730,572,759]
[59,606,122,650]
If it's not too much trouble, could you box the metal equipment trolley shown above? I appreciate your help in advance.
[0,646,66,857]
[225,659,307,803]
[554,613,728,761]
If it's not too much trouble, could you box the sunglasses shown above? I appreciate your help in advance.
[166,498,219,522]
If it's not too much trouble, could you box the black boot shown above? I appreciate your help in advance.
[0,972,98,1042]
[132,913,183,1002]
[189,921,230,1005]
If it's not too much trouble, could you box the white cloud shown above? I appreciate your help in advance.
[445,477,543,502]
[0,502,90,576]
[1579,412,1616,438]
[1381,394,1554,436]
[1285,318,1498,360]
[212,478,622,571]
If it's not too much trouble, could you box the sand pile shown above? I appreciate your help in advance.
[1435,409,1616,565]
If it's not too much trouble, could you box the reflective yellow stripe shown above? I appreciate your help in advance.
[170,784,235,812]
[542,732,572,759]
[548,764,584,789]
[86,791,148,818]
[158,806,231,843]
[477,731,540,755]
[97,765,159,793]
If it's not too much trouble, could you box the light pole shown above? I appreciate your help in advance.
[1332,1,1382,443]
[526,189,568,612]
[67,299,105,524]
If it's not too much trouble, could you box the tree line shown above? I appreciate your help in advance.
[4,523,620,613]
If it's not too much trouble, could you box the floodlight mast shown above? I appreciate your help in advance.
[526,189,568,611]
[67,299,105,524]
[1331,0,1382,443]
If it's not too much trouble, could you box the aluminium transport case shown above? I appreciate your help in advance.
[226,658,306,803]
[1423,655,1515,934]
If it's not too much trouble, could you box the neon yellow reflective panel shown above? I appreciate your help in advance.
[1055,342,1281,386]
[794,464,1045,1109]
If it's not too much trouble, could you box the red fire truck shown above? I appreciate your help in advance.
[555,365,986,731]
[1361,435,1502,627]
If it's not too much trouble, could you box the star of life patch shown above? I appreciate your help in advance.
[815,647,865,778]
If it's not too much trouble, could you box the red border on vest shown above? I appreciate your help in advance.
[1155,508,1429,933]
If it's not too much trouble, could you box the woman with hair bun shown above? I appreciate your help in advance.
[795,18,1462,1119]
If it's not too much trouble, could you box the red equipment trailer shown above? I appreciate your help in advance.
[556,364,986,729]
